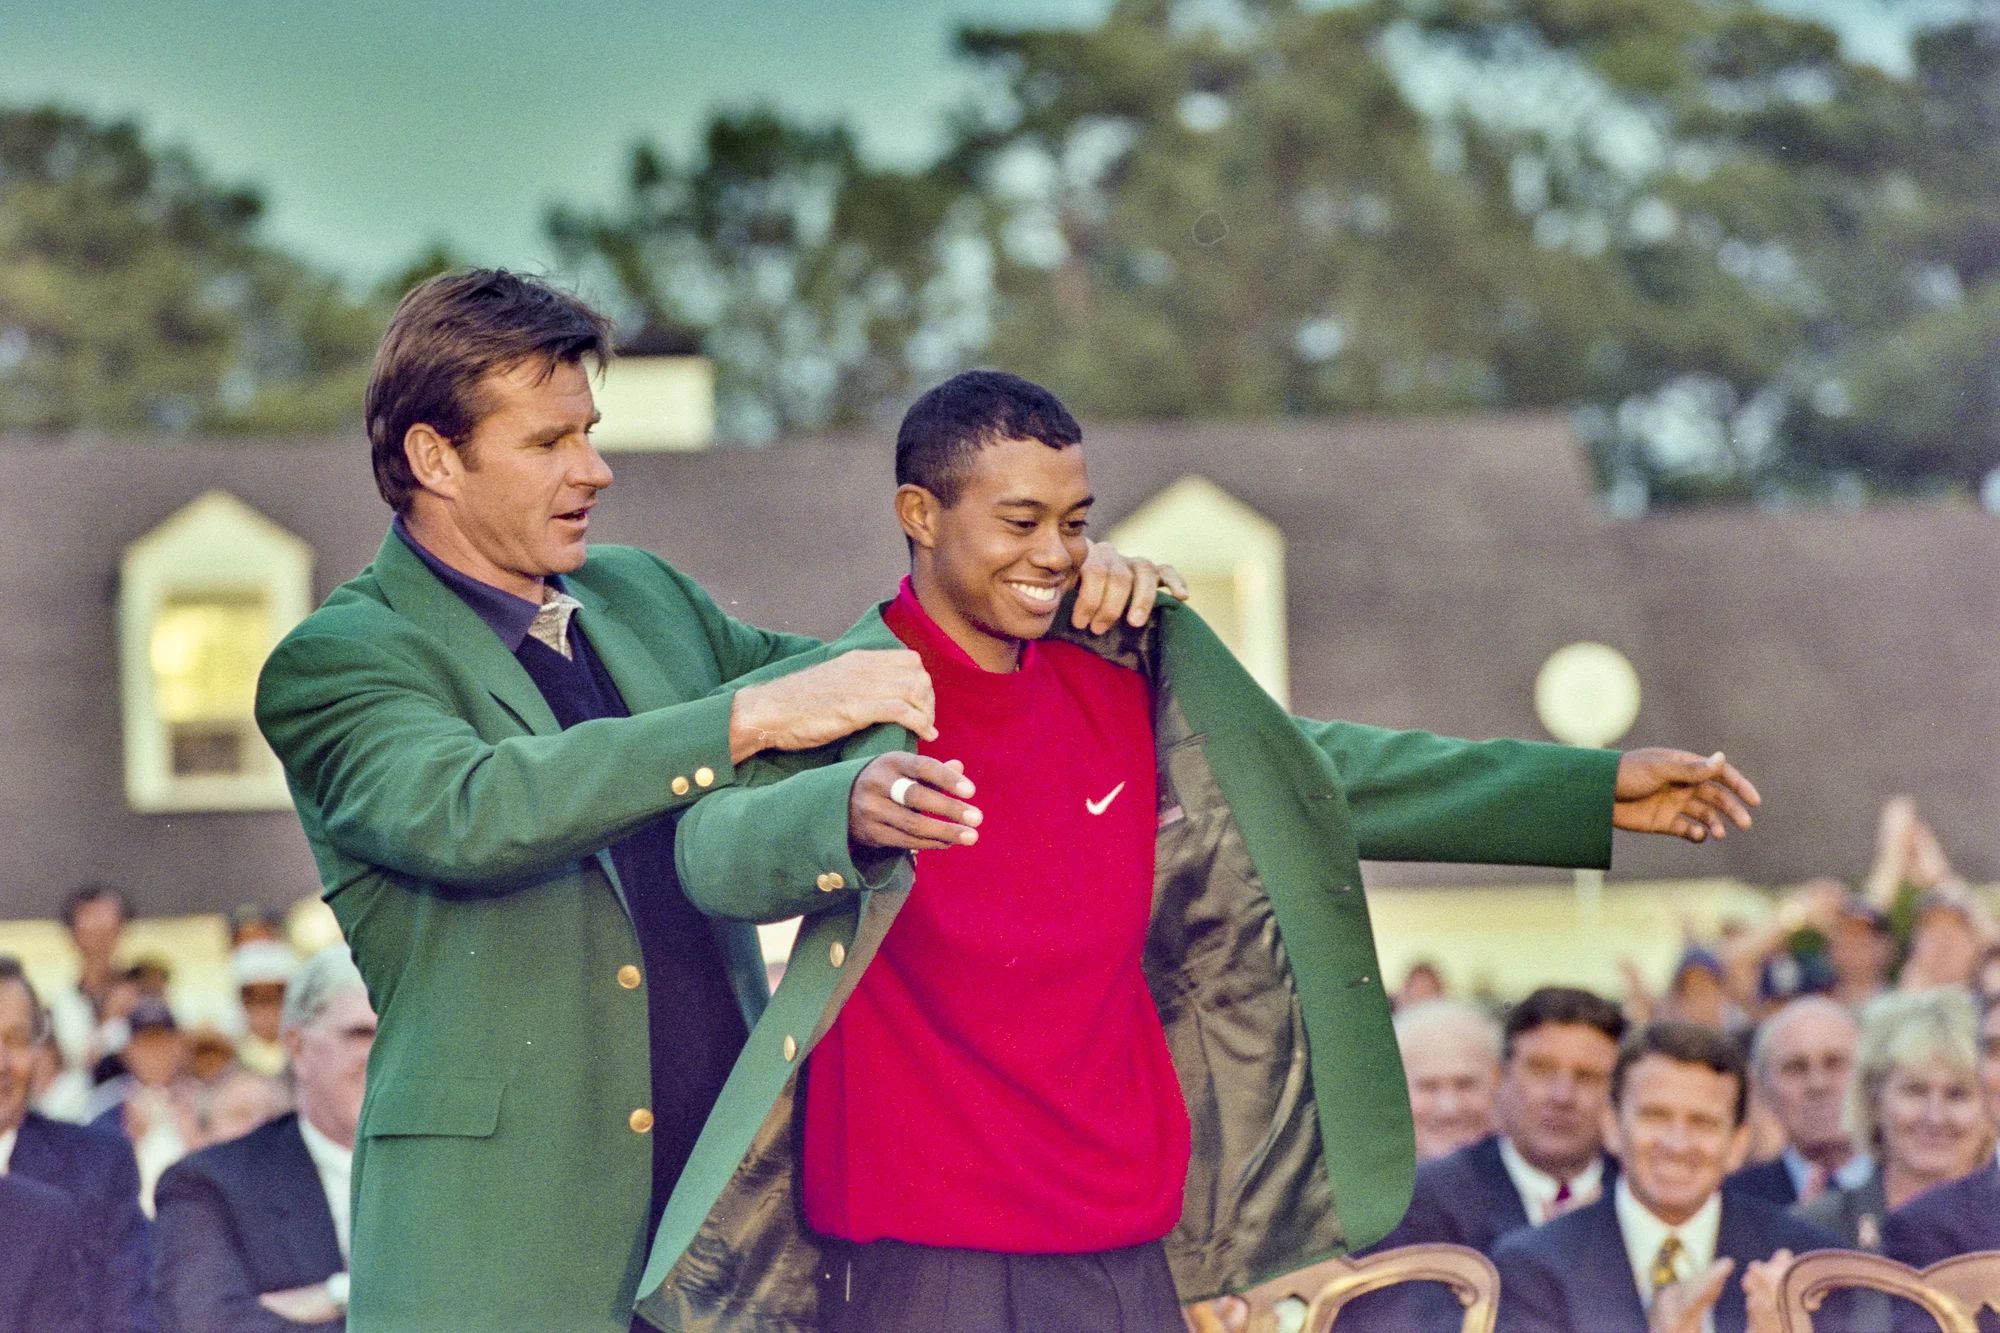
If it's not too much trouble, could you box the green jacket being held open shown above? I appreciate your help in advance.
[636,594,1619,1333]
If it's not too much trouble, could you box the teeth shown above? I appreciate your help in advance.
[1007,582,1059,604]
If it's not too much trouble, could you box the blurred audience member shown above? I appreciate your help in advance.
[1493,1022,1838,1333]
[155,947,375,1333]
[1395,960,1447,1012]
[0,1172,87,1333]
[1397,999,1501,1162]
[229,905,287,948]
[30,1022,91,1123]
[45,882,134,1077]
[0,957,156,1333]
[1726,998,1863,1207]
[1879,997,2000,1272]
[1828,898,1895,1009]
[195,1066,289,1150]
[1663,948,1738,1032]
[1975,945,2000,1010]
[187,1029,239,1083]
[229,941,298,1078]
[89,997,200,1214]
[1861,797,1958,912]
[1340,988,1627,1332]
[1898,893,1989,993]
[1804,988,1995,1251]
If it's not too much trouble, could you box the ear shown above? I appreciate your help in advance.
[1722,1117,1754,1173]
[896,484,943,550]
[403,422,463,502]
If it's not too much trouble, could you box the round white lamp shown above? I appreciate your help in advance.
[1534,642,1641,750]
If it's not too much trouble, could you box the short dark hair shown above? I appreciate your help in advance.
[895,370,1081,507]
[366,269,615,514]
[0,956,49,1042]
[1501,986,1627,1061]
[60,882,133,930]
[1611,1021,1750,1126]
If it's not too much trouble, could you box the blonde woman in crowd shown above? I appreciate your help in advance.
[1797,988,1995,1250]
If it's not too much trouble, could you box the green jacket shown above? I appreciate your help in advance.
[634,595,1620,1333]
[254,534,910,1333]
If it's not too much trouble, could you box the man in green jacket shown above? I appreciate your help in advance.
[635,371,1761,1333]
[254,275,1176,1333]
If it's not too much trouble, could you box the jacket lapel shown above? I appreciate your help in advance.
[1710,1196,1759,1333]
[269,1117,345,1281]
[366,530,560,738]
[1472,1136,1532,1238]
[1572,1199,1649,1333]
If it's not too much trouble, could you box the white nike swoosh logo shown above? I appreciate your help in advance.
[1085,781,1126,816]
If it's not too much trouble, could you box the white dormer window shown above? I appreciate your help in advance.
[1107,475,1289,707]
[119,491,312,812]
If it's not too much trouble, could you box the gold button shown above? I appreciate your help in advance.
[821,871,845,892]
[829,941,846,968]
[814,873,833,893]
[617,965,642,990]
[629,1108,654,1134]
[671,776,690,796]
[782,1035,798,1063]
[694,766,716,788]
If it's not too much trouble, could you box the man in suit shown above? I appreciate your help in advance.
[636,372,1767,1332]
[1343,986,1628,1330]
[0,956,155,1333]
[154,947,375,1333]
[1726,997,1865,1207]
[254,272,1173,1333]
[1398,999,1503,1163]
[1495,1022,1840,1333]
[0,1173,86,1333]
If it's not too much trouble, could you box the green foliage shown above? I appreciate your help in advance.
[548,109,983,442]
[0,106,381,435]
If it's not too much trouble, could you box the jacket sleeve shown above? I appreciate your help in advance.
[88,1131,159,1333]
[257,630,739,889]
[1293,719,1620,869]
[152,1165,339,1333]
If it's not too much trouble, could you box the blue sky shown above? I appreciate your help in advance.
[0,0,1958,284]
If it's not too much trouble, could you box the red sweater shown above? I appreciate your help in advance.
[802,580,1190,1252]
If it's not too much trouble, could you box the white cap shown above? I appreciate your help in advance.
[230,940,299,988]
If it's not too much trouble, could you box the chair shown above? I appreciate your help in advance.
[1185,1243,1499,1333]
[1778,1249,2000,1333]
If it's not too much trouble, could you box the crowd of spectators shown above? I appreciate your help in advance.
[4,797,1996,1333]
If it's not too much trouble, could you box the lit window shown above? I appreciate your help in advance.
[1107,476,1289,706]
[120,492,312,811]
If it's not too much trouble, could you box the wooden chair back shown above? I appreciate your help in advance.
[1778,1249,2000,1333]
[1185,1243,1499,1333]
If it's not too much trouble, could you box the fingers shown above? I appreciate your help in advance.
[849,753,981,850]
[1088,558,1136,635]
[1072,546,1111,629]
[1159,562,1191,601]
[1125,559,1162,628]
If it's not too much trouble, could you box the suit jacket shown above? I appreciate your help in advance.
[0,1172,87,1333]
[1725,1156,1799,1208]
[1494,1191,1841,1333]
[1795,1164,1888,1251]
[638,596,1622,1332]
[12,1110,155,1333]
[1880,1159,2000,1266]
[1341,1134,1619,1331]
[153,1113,346,1333]
[255,534,902,1333]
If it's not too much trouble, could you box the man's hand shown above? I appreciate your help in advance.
[258,1281,345,1325]
[1614,749,1761,843]
[1072,541,1190,634]
[1649,1258,1734,1333]
[850,753,982,851]
[1740,1249,1794,1333]
[729,650,936,762]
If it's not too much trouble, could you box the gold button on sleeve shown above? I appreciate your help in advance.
[694,766,716,788]
[814,873,834,893]
[829,941,846,968]
[617,965,642,990]
[821,871,845,892]
[782,1035,798,1063]
[629,1108,654,1134]
[671,776,690,796]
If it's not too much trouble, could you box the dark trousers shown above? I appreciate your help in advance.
[816,1237,1185,1333]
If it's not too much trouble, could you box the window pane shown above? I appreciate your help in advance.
[150,593,273,725]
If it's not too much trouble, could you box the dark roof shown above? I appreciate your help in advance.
[0,414,1992,918]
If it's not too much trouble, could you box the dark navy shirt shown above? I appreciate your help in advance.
[393,519,749,1228]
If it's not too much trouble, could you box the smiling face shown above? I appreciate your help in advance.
[1876,1057,1992,1187]
[898,435,1092,672]
[1762,1003,1858,1156]
[1607,1053,1751,1226]
[402,356,612,600]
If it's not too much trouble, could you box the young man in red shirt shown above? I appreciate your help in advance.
[791,371,1762,1332]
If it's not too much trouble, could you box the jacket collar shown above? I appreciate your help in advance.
[367,529,560,736]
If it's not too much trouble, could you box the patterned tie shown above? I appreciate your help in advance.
[1650,1236,1685,1296]
[528,593,583,659]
